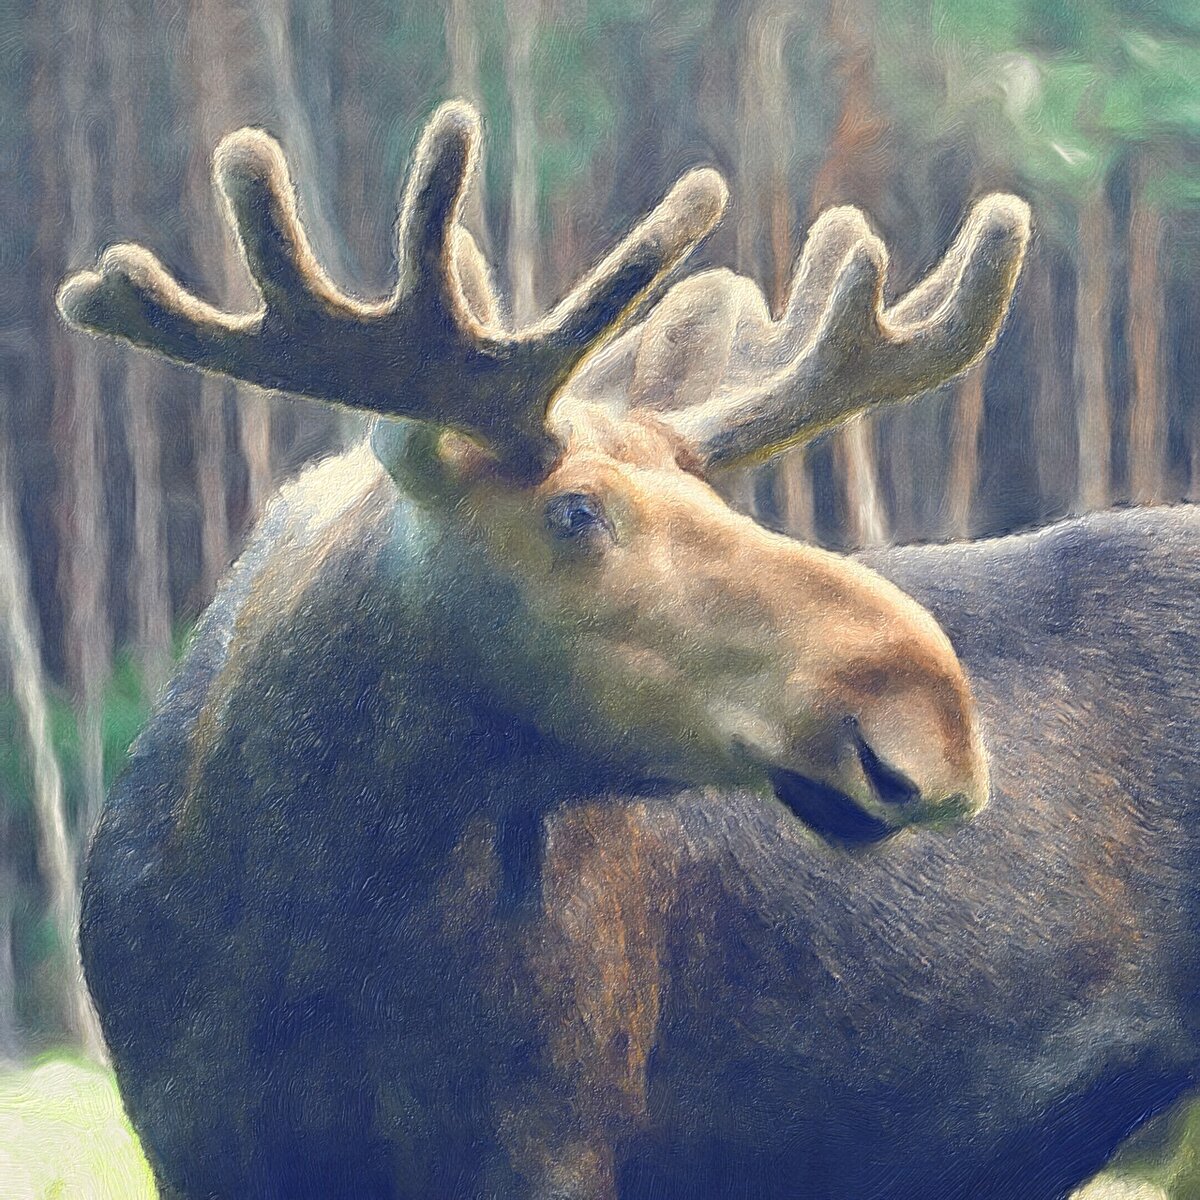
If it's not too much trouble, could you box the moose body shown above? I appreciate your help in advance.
[59,102,1198,1198]
[82,467,1199,1200]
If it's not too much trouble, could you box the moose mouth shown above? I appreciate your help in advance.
[769,768,894,846]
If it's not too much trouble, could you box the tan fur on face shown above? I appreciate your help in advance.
[444,401,989,833]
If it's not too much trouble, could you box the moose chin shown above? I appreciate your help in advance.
[59,101,1200,1200]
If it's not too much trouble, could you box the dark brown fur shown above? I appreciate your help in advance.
[81,487,1199,1198]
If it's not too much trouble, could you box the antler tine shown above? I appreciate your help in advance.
[396,102,480,304]
[58,101,728,476]
[537,167,728,354]
[215,127,357,318]
[660,194,1030,468]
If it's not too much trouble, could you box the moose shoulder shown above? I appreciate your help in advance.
[60,102,1200,1198]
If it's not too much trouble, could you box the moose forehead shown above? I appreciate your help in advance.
[537,400,977,699]
[544,404,699,481]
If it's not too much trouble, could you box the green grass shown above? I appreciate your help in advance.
[0,1057,156,1200]
[1080,1097,1200,1200]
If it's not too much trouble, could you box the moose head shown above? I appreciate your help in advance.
[58,101,1028,846]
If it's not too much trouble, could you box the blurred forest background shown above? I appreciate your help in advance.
[0,0,1198,1191]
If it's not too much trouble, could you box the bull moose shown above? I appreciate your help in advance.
[58,102,1199,1199]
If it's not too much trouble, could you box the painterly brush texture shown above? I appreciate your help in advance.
[3,2,1199,1197]
[0,1057,155,1198]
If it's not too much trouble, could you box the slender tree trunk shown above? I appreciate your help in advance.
[1127,157,1168,507]
[836,419,887,546]
[944,366,987,540]
[113,5,173,697]
[125,361,174,696]
[447,0,491,256]
[184,1,236,598]
[183,0,327,580]
[229,4,273,532]
[1191,282,1200,502]
[192,380,230,600]
[1032,252,1074,516]
[336,19,371,269]
[320,2,379,472]
[1074,185,1113,513]
[257,0,352,481]
[0,830,17,1059]
[53,0,112,839]
[506,0,542,324]
[448,0,485,124]
[810,0,889,547]
[0,441,104,1059]
[732,0,805,527]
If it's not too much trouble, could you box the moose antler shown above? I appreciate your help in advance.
[613,195,1030,468]
[57,101,728,476]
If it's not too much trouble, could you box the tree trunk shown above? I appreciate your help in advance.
[125,361,174,698]
[51,0,112,839]
[0,827,17,1058]
[836,419,887,547]
[447,0,492,256]
[810,0,889,547]
[1127,158,1168,507]
[183,0,273,597]
[1032,251,1074,517]
[506,0,543,325]
[735,0,807,530]
[1074,185,1113,513]
[113,5,173,698]
[184,2,233,598]
[944,366,987,540]
[0,441,104,1058]
[1191,298,1200,502]
[256,0,351,480]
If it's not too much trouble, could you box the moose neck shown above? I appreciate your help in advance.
[221,442,660,905]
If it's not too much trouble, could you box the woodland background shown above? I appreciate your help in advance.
[0,0,1198,1191]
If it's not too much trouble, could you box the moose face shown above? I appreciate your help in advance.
[414,402,988,843]
[59,101,1027,845]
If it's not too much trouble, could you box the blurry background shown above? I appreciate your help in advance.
[0,0,1197,1193]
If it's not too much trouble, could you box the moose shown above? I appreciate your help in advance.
[58,103,1199,1199]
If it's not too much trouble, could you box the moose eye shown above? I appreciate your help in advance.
[544,492,612,544]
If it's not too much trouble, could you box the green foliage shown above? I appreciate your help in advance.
[876,0,1200,244]
[0,641,185,827]
[1083,1094,1200,1198]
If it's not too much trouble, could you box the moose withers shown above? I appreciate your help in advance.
[58,103,1045,1197]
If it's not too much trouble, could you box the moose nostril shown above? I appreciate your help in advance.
[853,730,921,806]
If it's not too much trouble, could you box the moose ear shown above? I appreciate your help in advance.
[561,269,747,419]
[370,416,498,502]
[570,267,771,418]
